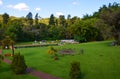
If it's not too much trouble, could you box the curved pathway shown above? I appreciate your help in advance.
[0,50,61,79]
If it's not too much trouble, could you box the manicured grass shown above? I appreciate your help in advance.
[0,62,39,79]
[1,41,120,79]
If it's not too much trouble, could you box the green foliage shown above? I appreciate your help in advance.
[70,19,102,42]
[1,36,14,49]
[0,55,4,66]
[74,35,86,43]
[99,2,120,45]
[48,46,58,60]
[26,12,33,26]
[2,13,9,24]
[2,41,120,79]
[11,53,27,74]
[35,13,39,25]
[59,15,66,27]
[0,2,119,43]
[49,14,55,26]
[95,20,112,40]
[5,19,23,41]
[69,61,81,79]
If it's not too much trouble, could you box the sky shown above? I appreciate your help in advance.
[0,0,120,18]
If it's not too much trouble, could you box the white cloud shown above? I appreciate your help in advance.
[7,5,13,8]
[56,12,63,16]
[35,7,41,11]
[7,3,29,11]
[0,0,3,5]
[72,1,79,5]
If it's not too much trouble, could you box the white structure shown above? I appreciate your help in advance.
[60,39,79,44]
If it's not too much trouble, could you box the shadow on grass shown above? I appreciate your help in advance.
[0,65,11,73]
[80,73,85,79]
[68,72,85,79]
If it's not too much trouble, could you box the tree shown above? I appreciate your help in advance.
[5,19,23,41]
[67,14,71,26]
[69,19,101,42]
[67,14,71,20]
[100,2,120,45]
[0,22,4,40]
[95,20,112,40]
[35,13,39,25]
[34,23,48,40]
[49,14,55,26]
[58,15,66,27]
[69,61,81,79]
[82,14,92,20]
[11,53,27,74]
[71,16,79,24]
[1,36,12,49]
[2,13,9,24]
[26,12,33,26]
[48,26,61,40]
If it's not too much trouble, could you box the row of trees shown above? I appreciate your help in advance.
[0,2,120,44]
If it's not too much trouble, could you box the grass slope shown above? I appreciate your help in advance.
[1,41,120,79]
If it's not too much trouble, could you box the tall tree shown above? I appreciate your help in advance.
[67,14,71,20]
[26,12,33,26]
[67,14,71,26]
[2,13,9,24]
[100,2,120,45]
[59,15,66,27]
[35,13,39,25]
[49,14,55,26]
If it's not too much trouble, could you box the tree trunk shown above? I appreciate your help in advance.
[11,43,14,55]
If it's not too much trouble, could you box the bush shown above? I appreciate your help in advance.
[69,61,81,79]
[48,46,59,60]
[74,35,86,43]
[11,53,27,74]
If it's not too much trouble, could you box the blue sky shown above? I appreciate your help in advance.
[0,0,120,18]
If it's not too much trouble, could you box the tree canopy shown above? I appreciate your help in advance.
[0,2,119,44]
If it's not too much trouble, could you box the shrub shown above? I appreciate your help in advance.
[48,46,59,60]
[69,61,81,79]
[11,53,27,74]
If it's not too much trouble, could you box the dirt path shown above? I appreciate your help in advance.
[0,50,61,79]
[30,69,61,79]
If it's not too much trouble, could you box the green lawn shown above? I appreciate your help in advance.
[0,63,39,79]
[1,41,120,79]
